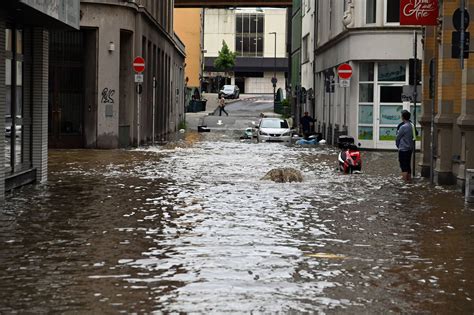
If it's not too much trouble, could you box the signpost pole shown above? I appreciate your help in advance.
[137,86,141,147]
[133,56,145,147]
[412,31,418,178]
[328,81,331,145]
[152,76,156,145]
[461,0,466,69]
[337,63,353,139]
[344,86,347,128]
[430,73,435,185]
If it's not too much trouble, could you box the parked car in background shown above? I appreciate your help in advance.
[257,118,292,143]
[219,85,240,99]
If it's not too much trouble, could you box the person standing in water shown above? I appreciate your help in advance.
[396,110,416,182]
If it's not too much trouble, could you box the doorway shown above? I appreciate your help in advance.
[48,31,85,148]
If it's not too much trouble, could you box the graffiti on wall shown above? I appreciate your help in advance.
[101,88,115,118]
[101,88,115,104]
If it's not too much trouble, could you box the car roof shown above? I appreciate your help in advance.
[260,112,282,118]
[260,117,286,121]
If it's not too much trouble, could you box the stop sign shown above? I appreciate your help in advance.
[133,56,145,73]
[337,63,353,80]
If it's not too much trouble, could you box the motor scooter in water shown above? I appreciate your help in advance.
[337,136,362,174]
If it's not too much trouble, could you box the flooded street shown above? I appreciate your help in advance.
[1,132,473,314]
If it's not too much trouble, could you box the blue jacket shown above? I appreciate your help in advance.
[396,121,415,151]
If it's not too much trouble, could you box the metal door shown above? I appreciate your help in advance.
[48,31,84,148]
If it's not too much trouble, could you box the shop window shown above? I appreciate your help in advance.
[359,105,374,124]
[379,127,398,141]
[378,62,406,82]
[380,86,403,102]
[358,126,374,140]
[359,62,374,81]
[359,84,374,102]
[358,61,375,142]
[380,105,403,125]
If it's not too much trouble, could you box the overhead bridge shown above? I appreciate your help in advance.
[174,0,292,8]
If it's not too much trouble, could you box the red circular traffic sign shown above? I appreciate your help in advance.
[337,63,353,80]
[133,56,145,73]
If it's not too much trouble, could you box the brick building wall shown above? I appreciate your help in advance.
[422,0,474,190]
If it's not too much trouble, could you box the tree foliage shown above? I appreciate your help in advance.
[214,40,237,74]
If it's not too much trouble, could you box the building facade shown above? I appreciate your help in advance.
[300,0,315,117]
[310,0,421,148]
[0,0,80,198]
[174,8,204,92]
[49,0,186,149]
[203,8,288,94]
[291,0,302,120]
[420,1,474,189]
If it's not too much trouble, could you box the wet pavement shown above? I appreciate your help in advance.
[1,132,473,314]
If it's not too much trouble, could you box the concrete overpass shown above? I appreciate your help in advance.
[174,0,292,8]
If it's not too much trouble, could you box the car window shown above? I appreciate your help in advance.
[260,119,288,129]
[223,85,233,91]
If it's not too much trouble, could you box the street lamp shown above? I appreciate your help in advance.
[201,49,207,93]
[269,32,277,105]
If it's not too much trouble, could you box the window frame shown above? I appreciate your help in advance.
[384,0,401,25]
[235,12,264,57]
[357,62,376,142]
[302,34,310,64]
[5,24,27,174]
[365,0,377,24]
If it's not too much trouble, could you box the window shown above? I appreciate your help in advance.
[359,62,374,81]
[366,0,376,24]
[302,34,309,63]
[380,86,403,102]
[378,62,406,82]
[235,13,264,57]
[358,62,375,141]
[386,0,400,23]
[5,27,25,172]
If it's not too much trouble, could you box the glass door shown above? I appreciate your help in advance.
[376,85,404,149]
[375,85,421,149]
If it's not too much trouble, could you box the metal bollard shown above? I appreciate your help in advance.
[466,169,474,203]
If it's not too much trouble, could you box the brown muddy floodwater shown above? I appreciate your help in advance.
[0,131,473,314]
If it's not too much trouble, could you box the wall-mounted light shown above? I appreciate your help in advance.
[108,41,115,52]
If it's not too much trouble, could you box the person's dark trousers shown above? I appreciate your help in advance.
[219,107,228,116]
[398,150,412,173]
[303,129,310,139]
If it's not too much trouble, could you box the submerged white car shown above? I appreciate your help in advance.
[257,118,292,143]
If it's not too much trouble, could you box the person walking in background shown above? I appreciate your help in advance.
[396,110,416,182]
[219,95,228,116]
[300,111,316,139]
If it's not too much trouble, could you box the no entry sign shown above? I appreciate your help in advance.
[337,63,353,80]
[133,56,145,73]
